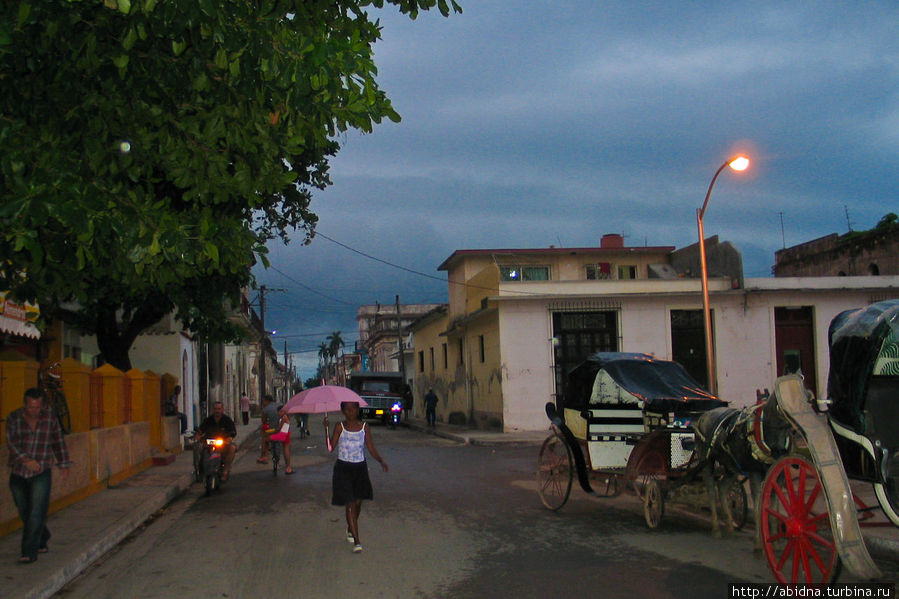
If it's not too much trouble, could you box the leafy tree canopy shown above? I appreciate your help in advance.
[0,0,460,369]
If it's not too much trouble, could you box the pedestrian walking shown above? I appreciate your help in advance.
[272,407,294,474]
[295,413,309,439]
[239,391,250,426]
[6,388,72,564]
[424,388,439,427]
[323,401,388,553]
[402,384,413,421]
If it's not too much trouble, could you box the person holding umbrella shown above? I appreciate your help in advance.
[323,401,388,554]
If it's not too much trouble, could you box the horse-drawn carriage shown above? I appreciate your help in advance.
[539,300,899,585]
[537,352,741,528]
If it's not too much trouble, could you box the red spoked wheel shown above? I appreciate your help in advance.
[760,455,840,584]
[537,432,573,511]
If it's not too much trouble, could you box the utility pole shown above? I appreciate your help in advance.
[258,285,268,402]
[256,285,285,402]
[284,340,290,398]
[396,295,407,389]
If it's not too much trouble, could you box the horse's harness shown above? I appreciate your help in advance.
[696,399,786,473]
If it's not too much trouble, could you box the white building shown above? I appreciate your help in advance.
[412,239,899,432]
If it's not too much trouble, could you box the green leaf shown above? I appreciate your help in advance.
[205,242,219,265]
[122,28,138,51]
[214,48,228,70]
[113,54,129,70]
[17,2,32,28]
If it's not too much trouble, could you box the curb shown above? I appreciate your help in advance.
[406,422,544,447]
[28,433,257,599]
[25,470,195,599]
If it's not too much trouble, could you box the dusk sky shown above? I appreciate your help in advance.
[254,2,898,380]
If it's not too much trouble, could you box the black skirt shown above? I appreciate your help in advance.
[331,459,373,505]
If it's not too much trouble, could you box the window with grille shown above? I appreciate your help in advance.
[585,263,612,280]
[617,265,637,279]
[499,265,550,281]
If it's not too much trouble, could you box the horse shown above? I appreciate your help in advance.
[692,388,794,539]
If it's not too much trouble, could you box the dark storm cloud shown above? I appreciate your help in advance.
[257,1,899,379]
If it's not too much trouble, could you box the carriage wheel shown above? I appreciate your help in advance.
[643,479,665,529]
[537,433,573,511]
[725,478,748,531]
[760,455,840,584]
[631,448,666,500]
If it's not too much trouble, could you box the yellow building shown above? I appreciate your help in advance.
[411,235,675,430]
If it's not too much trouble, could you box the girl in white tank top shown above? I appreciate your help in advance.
[323,401,388,553]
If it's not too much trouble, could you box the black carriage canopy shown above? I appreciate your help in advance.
[564,352,727,413]
[827,299,899,435]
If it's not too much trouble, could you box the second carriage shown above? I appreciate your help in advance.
[539,301,899,585]
[537,352,743,528]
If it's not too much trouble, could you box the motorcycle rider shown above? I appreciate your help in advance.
[197,401,237,482]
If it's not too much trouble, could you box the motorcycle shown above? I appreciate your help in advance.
[193,432,227,496]
[389,401,402,429]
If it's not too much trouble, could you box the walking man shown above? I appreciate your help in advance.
[424,388,439,428]
[6,388,72,564]
[239,391,250,426]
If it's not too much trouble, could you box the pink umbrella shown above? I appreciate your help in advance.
[282,385,368,415]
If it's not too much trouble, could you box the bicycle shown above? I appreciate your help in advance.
[267,422,290,476]
[270,432,281,476]
[39,362,71,434]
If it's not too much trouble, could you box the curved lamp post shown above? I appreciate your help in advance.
[697,155,749,396]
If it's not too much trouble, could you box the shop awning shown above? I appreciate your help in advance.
[0,291,40,339]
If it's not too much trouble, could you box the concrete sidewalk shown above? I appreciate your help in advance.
[405,417,549,447]
[0,420,262,599]
[1,418,897,598]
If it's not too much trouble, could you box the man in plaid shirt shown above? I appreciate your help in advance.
[6,387,72,564]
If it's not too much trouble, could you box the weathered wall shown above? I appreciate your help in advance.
[1,356,177,535]
[774,226,899,277]
[161,415,182,452]
[0,423,153,536]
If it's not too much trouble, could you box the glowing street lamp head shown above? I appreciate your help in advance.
[728,155,750,171]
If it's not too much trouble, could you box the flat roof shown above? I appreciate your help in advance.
[438,246,676,271]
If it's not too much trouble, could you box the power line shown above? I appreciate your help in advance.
[269,265,357,305]
[314,232,551,297]
[314,232,449,284]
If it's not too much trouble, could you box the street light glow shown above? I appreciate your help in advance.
[729,155,750,171]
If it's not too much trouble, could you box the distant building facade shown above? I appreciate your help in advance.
[355,302,444,381]
[773,220,899,277]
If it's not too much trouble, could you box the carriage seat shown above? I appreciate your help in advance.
[563,404,645,442]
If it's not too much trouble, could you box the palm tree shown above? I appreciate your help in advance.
[317,342,330,383]
[327,331,345,384]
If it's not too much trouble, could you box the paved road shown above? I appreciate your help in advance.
[55,427,897,598]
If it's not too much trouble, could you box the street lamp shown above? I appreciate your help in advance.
[697,154,749,396]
